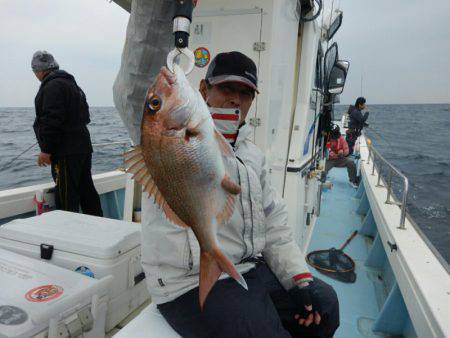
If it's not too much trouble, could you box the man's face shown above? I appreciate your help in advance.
[33,70,48,82]
[200,80,255,123]
[359,103,367,110]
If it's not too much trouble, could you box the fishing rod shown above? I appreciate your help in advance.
[0,142,38,172]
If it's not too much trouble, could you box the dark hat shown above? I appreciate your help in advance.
[205,51,258,93]
[31,50,59,71]
[331,124,341,139]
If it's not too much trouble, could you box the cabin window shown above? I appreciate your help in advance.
[310,44,323,109]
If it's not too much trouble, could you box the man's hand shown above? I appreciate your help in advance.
[37,152,51,166]
[289,282,321,327]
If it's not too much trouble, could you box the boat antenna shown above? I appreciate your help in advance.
[0,142,38,171]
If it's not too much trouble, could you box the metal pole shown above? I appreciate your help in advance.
[398,177,409,229]
[386,169,393,204]
[371,156,376,176]
[376,163,383,187]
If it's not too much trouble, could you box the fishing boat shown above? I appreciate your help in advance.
[1,0,449,337]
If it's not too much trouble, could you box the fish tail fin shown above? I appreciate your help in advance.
[199,248,248,310]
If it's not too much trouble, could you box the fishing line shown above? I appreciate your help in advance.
[0,142,38,171]
[365,126,394,150]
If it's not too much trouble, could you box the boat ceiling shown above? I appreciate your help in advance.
[112,0,131,13]
[111,0,314,14]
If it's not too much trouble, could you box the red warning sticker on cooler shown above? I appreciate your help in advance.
[25,284,64,302]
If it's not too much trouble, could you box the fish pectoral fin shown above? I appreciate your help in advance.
[214,129,234,158]
[221,175,241,195]
[199,248,248,310]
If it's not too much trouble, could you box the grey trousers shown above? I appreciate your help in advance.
[325,157,357,183]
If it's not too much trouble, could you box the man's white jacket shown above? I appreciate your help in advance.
[141,124,312,304]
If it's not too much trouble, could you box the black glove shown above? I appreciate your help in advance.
[288,283,321,326]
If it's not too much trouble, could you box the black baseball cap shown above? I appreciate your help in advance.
[205,51,259,93]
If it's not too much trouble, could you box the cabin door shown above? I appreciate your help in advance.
[187,6,265,144]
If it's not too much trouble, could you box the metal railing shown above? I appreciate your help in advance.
[366,143,409,229]
[92,140,132,167]
[92,140,131,149]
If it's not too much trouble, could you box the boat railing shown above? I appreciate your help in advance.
[92,140,131,148]
[91,140,132,166]
[366,142,409,229]
[92,140,131,153]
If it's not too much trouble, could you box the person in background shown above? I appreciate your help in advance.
[326,125,358,188]
[31,50,103,216]
[346,97,369,155]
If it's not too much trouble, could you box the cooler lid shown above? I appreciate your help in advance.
[0,248,108,338]
[0,211,142,259]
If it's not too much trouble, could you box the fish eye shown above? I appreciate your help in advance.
[148,95,162,112]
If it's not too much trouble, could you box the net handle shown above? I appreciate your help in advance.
[339,230,358,251]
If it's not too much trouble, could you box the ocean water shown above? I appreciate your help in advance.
[335,104,450,264]
[1,105,449,263]
[0,107,130,190]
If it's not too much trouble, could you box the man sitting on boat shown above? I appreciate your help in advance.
[326,125,358,188]
[141,52,340,338]
[345,97,369,155]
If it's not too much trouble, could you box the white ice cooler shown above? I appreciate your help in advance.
[0,211,150,331]
[0,248,109,338]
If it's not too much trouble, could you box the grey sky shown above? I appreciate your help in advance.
[336,0,450,104]
[0,1,128,107]
[1,0,449,106]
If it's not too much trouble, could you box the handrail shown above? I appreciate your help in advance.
[92,140,131,148]
[286,148,322,174]
[366,142,409,229]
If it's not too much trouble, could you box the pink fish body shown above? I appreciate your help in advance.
[124,65,247,308]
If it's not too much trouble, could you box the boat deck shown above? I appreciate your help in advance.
[308,167,381,338]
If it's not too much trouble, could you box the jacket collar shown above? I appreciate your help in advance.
[234,123,252,149]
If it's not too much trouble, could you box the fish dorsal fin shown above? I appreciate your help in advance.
[123,147,188,228]
[214,129,234,158]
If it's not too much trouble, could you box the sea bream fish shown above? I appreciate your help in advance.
[124,65,248,308]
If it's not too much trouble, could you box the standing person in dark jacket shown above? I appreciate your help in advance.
[346,97,369,155]
[31,51,103,216]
